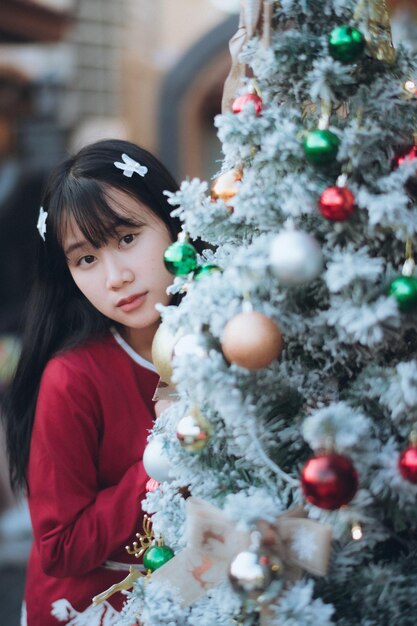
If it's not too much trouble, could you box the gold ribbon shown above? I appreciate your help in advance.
[152,497,332,606]
[221,1,269,113]
[354,0,396,64]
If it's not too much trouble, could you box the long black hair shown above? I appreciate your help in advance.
[4,139,187,492]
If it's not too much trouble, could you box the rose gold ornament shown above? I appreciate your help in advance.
[221,311,283,370]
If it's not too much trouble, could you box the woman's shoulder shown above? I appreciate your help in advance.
[42,332,118,384]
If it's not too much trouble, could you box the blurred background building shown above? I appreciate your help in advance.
[0,1,415,624]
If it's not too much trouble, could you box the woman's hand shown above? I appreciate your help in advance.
[154,398,174,418]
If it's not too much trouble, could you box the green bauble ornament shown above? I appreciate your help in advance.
[143,544,175,572]
[304,130,340,167]
[194,264,222,281]
[329,25,365,63]
[388,276,417,312]
[164,241,198,276]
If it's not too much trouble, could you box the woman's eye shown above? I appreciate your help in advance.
[120,233,137,246]
[78,255,96,266]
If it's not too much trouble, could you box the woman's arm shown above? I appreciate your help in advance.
[28,357,148,578]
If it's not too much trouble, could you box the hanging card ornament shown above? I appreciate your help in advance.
[354,0,396,64]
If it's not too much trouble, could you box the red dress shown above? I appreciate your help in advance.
[23,330,159,625]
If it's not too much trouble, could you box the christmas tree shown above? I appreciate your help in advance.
[116,1,417,624]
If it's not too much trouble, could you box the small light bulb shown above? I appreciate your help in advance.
[405,80,417,95]
[351,523,363,541]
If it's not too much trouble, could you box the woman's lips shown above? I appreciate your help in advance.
[116,292,147,313]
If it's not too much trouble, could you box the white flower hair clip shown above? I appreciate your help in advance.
[37,206,48,241]
[114,153,148,178]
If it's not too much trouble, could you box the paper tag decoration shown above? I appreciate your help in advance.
[152,378,179,403]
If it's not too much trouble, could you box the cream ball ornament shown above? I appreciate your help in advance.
[269,230,323,286]
[221,310,283,370]
[143,434,173,483]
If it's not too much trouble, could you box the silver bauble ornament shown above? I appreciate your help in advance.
[228,550,273,601]
[176,409,211,453]
[269,230,323,286]
[143,434,173,483]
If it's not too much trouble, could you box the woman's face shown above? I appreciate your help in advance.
[63,188,174,339]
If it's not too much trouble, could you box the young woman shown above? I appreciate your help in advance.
[4,139,187,625]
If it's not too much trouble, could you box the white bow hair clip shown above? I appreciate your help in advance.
[114,153,148,178]
[37,206,48,241]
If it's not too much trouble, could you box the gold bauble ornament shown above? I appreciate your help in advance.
[221,311,283,370]
[151,323,184,384]
[210,168,242,209]
[176,407,211,453]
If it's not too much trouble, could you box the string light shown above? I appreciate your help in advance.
[405,80,417,95]
[351,523,363,541]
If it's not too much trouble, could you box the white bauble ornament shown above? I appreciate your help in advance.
[143,434,173,483]
[269,230,323,285]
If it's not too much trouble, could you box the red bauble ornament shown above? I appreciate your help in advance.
[318,186,356,221]
[146,478,160,492]
[301,452,359,510]
[398,444,417,484]
[392,145,417,169]
[232,92,263,116]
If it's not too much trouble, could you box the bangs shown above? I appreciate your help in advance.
[55,179,144,249]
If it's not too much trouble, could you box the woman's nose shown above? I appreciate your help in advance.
[105,256,134,290]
